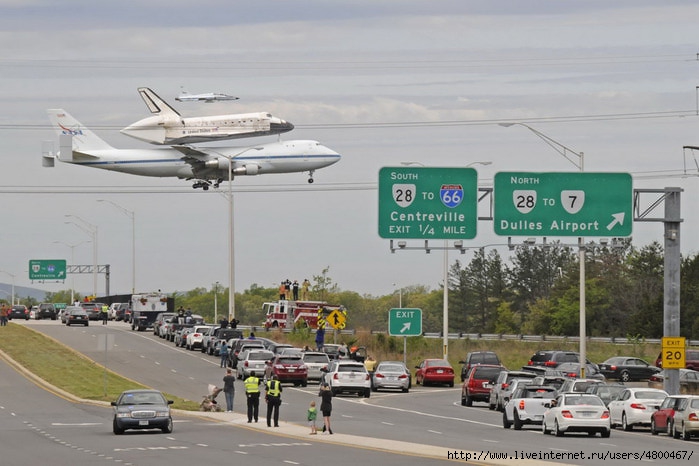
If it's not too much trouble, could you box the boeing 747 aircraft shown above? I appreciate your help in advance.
[121,87,294,145]
[45,109,340,190]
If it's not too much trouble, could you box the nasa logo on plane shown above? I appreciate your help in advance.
[57,119,83,136]
[440,184,463,208]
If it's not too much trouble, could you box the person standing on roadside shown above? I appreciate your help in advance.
[0,304,8,326]
[219,340,229,368]
[307,401,318,434]
[101,304,109,325]
[244,371,262,423]
[319,383,333,434]
[222,368,236,412]
[265,374,282,427]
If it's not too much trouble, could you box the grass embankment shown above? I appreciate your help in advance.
[0,323,199,410]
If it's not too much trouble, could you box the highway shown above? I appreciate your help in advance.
[4,320,699,465]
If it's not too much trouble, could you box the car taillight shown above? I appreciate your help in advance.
[519,400,525,410]
[244,361,249,367]
[610,365,617,371]
[502,383,509,389]
[398,374,407,379]
[630,403,646,410]
[333,373,339,380]
[544,361,557,367]
[688,413,699,421]
[527,360,534,365]
[365,374,370,380]
[601,411,610,419]
[375,373,385,379]
[562,410,573,418]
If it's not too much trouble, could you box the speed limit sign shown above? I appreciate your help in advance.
[661,337,686,369]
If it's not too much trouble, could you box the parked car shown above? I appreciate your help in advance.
[490,370,537,411]
[80,302,105,321]
[66,308,89,326]
[655,349,699,371]
[650,395,691,436]
[585,383,626,407]
[488,370,536,411]
[459,351,501,382]
[61,305,81,324]
[530,374,568,392]
[415,359,455,387]
[8,305,29,320]
[271,354,308,387]
[36,303,57,320]
[323,359,370,397]
[228,339,265,368]
[671,395,699,440]
[598,356,661,382]
[648,369,699,394]
[301,351,331,382]
[204,327,243,355]
[321,343,349,360]
[185,324,215,351]
[371,361,411,393]
[555,363,605,381]
[113,303,130,322]
[527,350,587,368]
[461,364,503,407]
[268,342,295,355]
[608,387,668,431]
[503,385,557,430]
[236,349,274,380]
[153,312,177,336]
[542,393,611,437]
[111,389,173,435]
[174,327,194,347]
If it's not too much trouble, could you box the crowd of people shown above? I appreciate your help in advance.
[278,279,311,301]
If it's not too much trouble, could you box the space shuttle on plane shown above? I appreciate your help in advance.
[120,87,294,145]
[44,109,340,190]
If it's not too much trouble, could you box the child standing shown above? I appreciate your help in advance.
[307,401,318,434]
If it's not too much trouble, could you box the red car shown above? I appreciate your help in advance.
[461,364,505,407]
[415,359,455,387]
[651,395,691,435]
[271,355,308,387]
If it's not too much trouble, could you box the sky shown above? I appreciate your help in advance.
[1,0,699,300]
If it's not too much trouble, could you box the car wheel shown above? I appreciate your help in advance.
[620,370,630,383]
[113,419,124,435]
[554,420,564,437]
[448,381,454,388]
[465,395,473,407]
[651,418,658,435]
[668,420,674,437]
[587,431,596,437]
[162,417,173,434]
[542,420,549,435]
[302,381,308,388]
[67,322,71,327]
[682,423,691,441]
[601,429,611,438]
[622,412,632,431]
[402,387,409,393]
[85,322,88,326]
[673,422,681,439]
[513,411,523,430]
[502,412,511,429]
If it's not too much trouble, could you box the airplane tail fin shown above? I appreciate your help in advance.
[137,87,181,117]
[46,109,114,151]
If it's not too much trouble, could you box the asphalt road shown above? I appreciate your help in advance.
[7,319,699,466]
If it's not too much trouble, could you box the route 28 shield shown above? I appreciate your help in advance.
[440,184,463,208]
[392,184,416,208]
[513,190,537,214]
[561,190,585,214]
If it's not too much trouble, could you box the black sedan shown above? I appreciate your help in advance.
[8,305,30,320]
[111,389,173,435]
[66,308,89,326]
[598,356,660,382]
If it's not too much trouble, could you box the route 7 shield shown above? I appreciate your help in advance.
[392,184,416,208]
[561,190,585,214]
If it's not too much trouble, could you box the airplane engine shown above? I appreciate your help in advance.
[204,158,231,170]
[233,164,260,176]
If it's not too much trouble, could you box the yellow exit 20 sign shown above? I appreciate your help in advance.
[661,337,686,369]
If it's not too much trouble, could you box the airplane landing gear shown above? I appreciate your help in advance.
[213,178,223,189]
[308,170,315,184]
[192,180,212,190]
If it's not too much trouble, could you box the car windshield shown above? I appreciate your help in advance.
[278,358,301,365]
[427,360,449,367]
[472,353,499,364]
[523,388,556,399]
[118,392,165,406]
[635,391,667,400]
[338,364,365,372]
[565,395,604,406]
[304,354,329,363]
[474,367,502,379]
[249,352,273,361]
[379,364,404,372]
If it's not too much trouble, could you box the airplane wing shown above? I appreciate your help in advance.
[170,145,209,158]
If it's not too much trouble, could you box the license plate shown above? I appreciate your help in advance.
[483,383,492,388]
[139,420,149,426]
[388,377,396,381]
[579,411,595,417]
[533,415,543,421]
[288,368,295,372]
[436,369,444,374]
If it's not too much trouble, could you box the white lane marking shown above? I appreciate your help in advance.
[427,429,442,434]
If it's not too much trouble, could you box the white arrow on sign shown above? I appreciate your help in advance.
[400,322,411,333]
[606,212,625,230]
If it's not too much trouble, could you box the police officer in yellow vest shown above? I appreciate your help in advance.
[265,375,283,427]
[244,371,262,423]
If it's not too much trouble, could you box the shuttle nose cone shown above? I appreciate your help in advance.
[271,119,294,134]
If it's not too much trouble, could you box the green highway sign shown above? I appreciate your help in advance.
[29,259,67,280]
[494,172,633,237]
[389,308,422,336]
[378,166,478,239]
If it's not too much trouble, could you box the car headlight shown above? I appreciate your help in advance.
[155,410,170,417]
[116,412,132,418]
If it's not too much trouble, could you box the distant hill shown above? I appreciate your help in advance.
[0,282,46,302]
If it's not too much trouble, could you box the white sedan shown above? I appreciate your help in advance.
[542,393,611,437]
[608,387,668,431]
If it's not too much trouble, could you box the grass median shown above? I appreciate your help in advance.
[0,322,200,410]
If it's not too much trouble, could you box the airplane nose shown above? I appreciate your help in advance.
[271,119,294,134]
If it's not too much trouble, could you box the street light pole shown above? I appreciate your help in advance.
[65,215,98,299]
[97,200,136,294]
[500,122,586,376]
[0,270,15,306]
[54,240,90,303]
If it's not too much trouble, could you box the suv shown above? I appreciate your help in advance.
[323,359,370,397]
[489,369,536,411]
[461,364,503,407]
[205,328,243,355]
[527,350,584,368]
[80,302,105,321]
[301,351,331,382]
[36,303,57,320]
[228,339,265,368]
[271,354,308,387]
[459,351,501,382]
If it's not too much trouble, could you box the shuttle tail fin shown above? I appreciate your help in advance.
[137,87,181,117]
[46,109,113,151]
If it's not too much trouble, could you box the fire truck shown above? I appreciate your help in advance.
[263,300,343,329]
